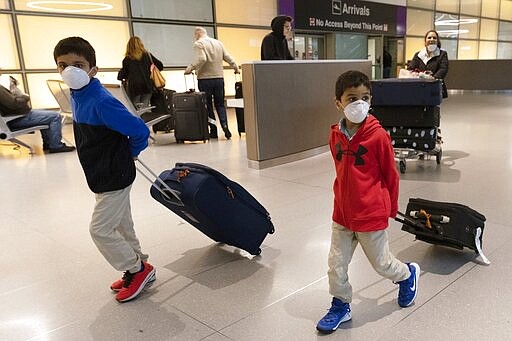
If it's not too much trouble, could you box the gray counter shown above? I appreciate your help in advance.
[241,60,372,169]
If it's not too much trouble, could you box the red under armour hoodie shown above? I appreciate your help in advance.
[329,115,399,232]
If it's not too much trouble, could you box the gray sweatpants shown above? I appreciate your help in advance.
[89,185,148,273]
[328,221,410,303]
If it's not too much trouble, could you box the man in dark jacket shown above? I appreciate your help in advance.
[261,15,295,60]
[0,76,75,153]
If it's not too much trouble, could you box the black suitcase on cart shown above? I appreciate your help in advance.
[384,126,437,151]
[371,79,443,106]
[395,198,489,264]
[173,90,209,143]
[137,160,274,256]
[146,88,176,133]
[372,105,440,127]
[234,81,245,135]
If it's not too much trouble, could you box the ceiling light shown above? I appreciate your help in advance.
[435,18,479,26]
[26,1,113,13]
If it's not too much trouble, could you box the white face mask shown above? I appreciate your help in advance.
[427,44,438,52]
[61,66,92,89]
[342,100,370,124]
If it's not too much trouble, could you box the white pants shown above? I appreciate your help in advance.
[328,222,410,303]
[89,185,148,273]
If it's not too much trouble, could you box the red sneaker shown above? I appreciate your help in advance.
[115,262,156,302]
[110,271,156,292]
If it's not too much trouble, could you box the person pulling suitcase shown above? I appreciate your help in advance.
[184,27,239,140]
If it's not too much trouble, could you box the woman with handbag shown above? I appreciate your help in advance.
[117,36,164,109]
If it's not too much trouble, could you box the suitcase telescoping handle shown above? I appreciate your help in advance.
[184,72,196,92]
[136,158,185,207]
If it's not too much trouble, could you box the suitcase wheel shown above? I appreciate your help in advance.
[176,139,184,144]
[399,160,406,174]
[255,248,262,256]
[269,226,275,234]
[436,149,442,164]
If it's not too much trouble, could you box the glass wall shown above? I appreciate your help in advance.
[130,0,213,21]
[0,0,276,108]
[406,0,512,61]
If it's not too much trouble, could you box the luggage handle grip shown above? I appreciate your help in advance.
[184,72,196,92]
[136,158,185,207]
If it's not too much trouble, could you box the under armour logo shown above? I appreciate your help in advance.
[335,143,368,165]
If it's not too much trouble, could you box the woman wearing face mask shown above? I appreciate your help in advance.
[117,36,164,109]
[408,30,449,98]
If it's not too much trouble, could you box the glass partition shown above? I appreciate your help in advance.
[436,0,460,14]
[406,0,434,10]
[406,9,434,35]
[498,21,512,41]
[458,16,480,39]
[435,12,460,39]
[133,23,214,67]
[335,33,367,59]
[17,15,130,69]
[215,0,276,25]
[0,14,19,69]
[479,41,497,59]
[497,42,512,59]
[458,40,479,59]
[500,0,512,21]
[480,19,499,40]
[217,27,269,64]
[481,0,500,19]
[130,0,213,21]
[460,0,481,16]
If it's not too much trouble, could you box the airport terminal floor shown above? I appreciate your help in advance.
[1,91,512,340]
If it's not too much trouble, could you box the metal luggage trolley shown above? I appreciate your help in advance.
[370,79,443,174]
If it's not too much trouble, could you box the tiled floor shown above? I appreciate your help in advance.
[1,91,511,340]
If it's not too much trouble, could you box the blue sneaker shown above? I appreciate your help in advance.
[398,262,420,307]
[316,297,351,334]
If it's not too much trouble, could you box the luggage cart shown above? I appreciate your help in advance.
[384,125,442,174]
[393,142,442,174]
[370,79,444,174]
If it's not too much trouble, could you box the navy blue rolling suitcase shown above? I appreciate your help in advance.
[137,160,274,255]
[371,79,443,106]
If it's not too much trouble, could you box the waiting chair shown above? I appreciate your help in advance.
[46,79,73,124]
[102,83,171,142]
[0,112,49,154]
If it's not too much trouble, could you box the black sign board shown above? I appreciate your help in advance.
[293,0,405,36]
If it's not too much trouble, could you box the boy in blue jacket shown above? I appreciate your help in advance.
[53,37,155,302]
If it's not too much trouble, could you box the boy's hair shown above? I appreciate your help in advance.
[335,70,371,100]
[53,36,96,67]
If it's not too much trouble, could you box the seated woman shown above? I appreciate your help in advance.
[408,29,449,98]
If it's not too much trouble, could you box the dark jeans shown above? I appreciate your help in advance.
[197,78,228,128]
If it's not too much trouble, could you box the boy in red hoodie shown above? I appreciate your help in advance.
[316,70,420,334]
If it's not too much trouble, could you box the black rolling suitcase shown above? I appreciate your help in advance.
[173,75,209,143]
[384,126,437,151]
[234,78,245,135]
[371,79,443,106]
[372,105,440,127]
[395,198,490,264]
[137,159,274,256]
[145,89,176,133]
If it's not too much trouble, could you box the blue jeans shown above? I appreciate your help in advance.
[198,78,228,128]
[8,109,64,149]
[131,93,152,110]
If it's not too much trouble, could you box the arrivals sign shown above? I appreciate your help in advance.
[291,0,406,36]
